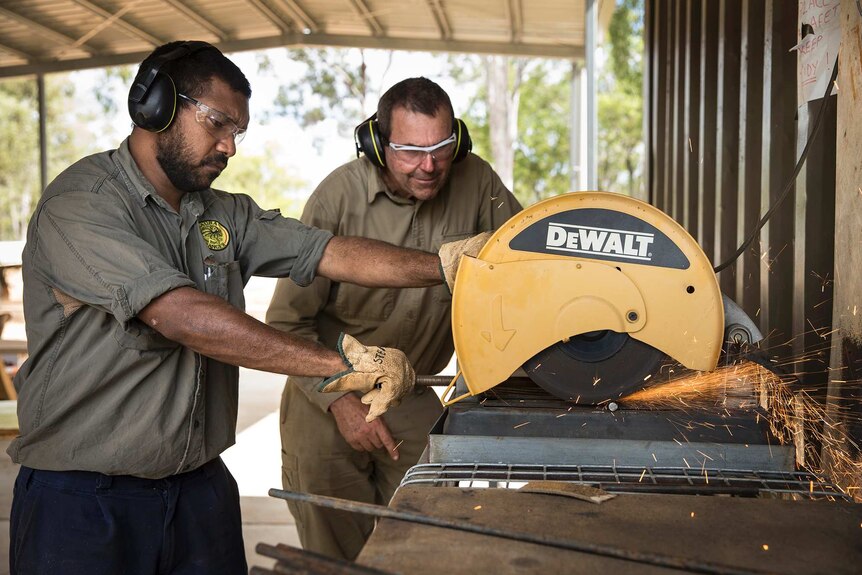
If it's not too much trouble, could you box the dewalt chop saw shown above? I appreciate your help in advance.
[443,191,759,406]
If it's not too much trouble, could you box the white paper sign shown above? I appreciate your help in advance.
[795,0,841,104]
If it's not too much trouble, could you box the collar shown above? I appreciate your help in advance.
[362,158,418,206]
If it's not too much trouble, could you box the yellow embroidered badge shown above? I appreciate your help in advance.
[199,220,230,251]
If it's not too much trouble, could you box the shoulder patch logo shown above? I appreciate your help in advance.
[199,220,230,251]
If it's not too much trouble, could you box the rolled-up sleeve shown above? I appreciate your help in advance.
[31,192,196,324]
[226,195,334,286]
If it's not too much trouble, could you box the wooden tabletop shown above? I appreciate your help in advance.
[357,486,862,574]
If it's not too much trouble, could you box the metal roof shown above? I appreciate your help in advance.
[0,1,604,79]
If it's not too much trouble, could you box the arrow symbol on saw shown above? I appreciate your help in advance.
[481,294,516,351]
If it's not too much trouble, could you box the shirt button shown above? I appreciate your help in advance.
[194,420,201,429]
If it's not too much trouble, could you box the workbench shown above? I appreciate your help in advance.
[357,485,862,574]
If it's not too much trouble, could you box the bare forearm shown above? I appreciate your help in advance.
[317,236,442,287]
[140,287,345,376]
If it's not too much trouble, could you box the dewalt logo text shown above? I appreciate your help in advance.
[545,223,654,261]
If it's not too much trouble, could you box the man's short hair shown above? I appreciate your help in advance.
[140,40,252,101]
[377,77,454,140]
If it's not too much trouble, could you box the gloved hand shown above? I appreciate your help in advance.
[438,231,493,293]
[317,334,415,422]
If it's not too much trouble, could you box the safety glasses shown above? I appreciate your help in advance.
[178,93,247,145]
[388,132,457,166]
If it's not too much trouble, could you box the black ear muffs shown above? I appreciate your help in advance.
[354,114,387,168]
[354,114,473,168]
[128,41,212,132]
[451,118,472,164]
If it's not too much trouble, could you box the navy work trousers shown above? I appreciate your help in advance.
[9,457,247,575]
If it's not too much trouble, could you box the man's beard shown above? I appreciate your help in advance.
[156,127,227,192]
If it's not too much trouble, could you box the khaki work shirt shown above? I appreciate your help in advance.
[8,139,333,479]
[267,155,522,411]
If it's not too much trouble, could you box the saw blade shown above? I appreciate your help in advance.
[522,331,666,404]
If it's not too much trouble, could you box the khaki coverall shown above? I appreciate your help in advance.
[267,154,522,560]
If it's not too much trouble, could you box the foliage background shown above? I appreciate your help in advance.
[0,1,643,241]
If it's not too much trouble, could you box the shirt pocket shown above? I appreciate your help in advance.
[203,258,246,310]
[112,320,180,351]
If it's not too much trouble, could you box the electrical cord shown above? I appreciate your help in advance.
[713,56,839,274]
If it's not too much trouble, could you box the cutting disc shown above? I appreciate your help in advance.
[522,330,666,403]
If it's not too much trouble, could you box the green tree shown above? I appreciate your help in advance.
[607,0,644,95]
[0,66,309,237]
[0,75,94,240]
[0,80,39,240]
[514,63,571,203]
[93,67,133,116]
[216,148,309,219]
[263,48,573,207]
[261,48,387,151]
[598,91,642,196]
[449,55,571,206]
[598,0,644,196]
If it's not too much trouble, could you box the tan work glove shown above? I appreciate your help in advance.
[317,334,415,422]
[438,231,493,293]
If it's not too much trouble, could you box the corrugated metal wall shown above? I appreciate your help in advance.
[644,0,837,386]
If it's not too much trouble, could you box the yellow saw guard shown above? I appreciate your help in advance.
[443,191,724,406]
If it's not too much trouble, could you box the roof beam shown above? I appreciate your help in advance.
[160,0,230,41]
[59,1,155,57]
[70,0,165,47]
[0,32,582,78]
[427,0,452,40]
[0,5,95,55]
[246,0,293,33]
[0,40,32,61]
[270,0,319,33]
[346,0,384,36]
[508,0,524,43]
[260,33,582,60]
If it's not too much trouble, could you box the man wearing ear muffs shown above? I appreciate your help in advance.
[267,77,522,560]
[7,45,488,574]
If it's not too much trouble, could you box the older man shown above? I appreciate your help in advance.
[267,77,522,560]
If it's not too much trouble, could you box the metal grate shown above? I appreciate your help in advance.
[400,463,851,501]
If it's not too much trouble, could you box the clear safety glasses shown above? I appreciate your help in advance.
[388,132,457,166]
[178,93,247,145]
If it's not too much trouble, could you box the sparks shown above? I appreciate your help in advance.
[697,450,714,461]
[616,357,862,501]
